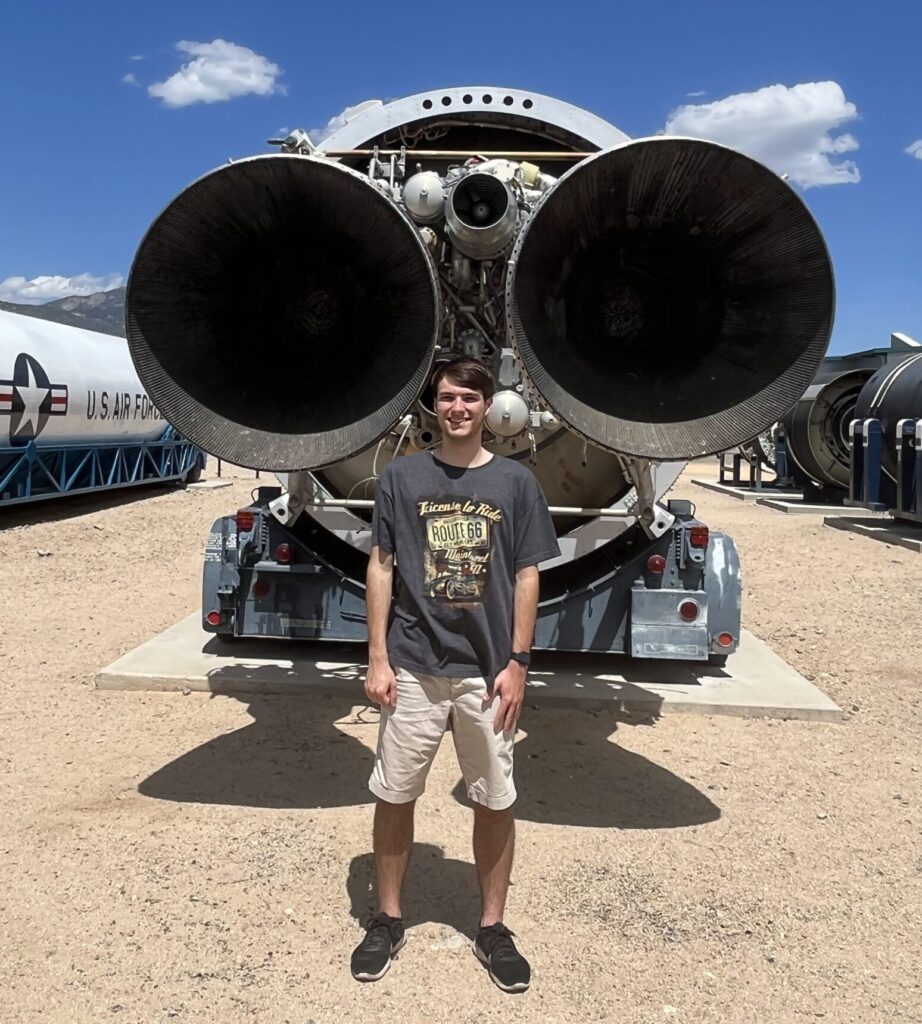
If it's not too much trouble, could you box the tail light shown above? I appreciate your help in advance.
[647,554,666,574]
[716,631,734,648]
[236,509,255,531]
[205,610,222,626]
[689,526,709,548]
[678,599,700,622]
[252,580,271,599]
[275,543,292,563]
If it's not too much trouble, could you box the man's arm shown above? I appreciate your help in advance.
[490,564,540,732]
[364,545,398,707]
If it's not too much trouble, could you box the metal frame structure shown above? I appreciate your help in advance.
[848,417,922,524]
[0,427,204,507]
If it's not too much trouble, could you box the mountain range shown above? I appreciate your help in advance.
[0,287,126,337]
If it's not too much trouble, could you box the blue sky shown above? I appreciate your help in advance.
[0,0,919,355]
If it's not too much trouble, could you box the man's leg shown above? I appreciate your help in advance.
[472,803,515,927]
[354,668,450,981]
[374,797,416,917]
[452,679,530,992]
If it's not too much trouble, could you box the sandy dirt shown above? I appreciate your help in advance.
[1,463,920,1024]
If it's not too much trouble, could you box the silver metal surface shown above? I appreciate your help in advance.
[485,389,530,437]
[317,86,629,153]
[402,171,445,223]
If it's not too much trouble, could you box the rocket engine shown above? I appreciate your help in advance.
[126,87,834,579]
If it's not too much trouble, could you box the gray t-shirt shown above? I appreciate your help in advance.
[371,451,560,682]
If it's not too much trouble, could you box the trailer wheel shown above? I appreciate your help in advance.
[215,632,238,645]
[185,461,204,484]
[708,653,728,667]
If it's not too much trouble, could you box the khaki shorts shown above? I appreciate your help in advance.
[368,666,517,811]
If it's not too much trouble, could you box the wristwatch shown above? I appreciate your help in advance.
[509,650,531,667]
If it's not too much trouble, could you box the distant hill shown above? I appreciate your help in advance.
[0,287,126,337]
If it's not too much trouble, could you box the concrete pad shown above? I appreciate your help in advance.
[757,496,884,516]
[824,515,922,553]
[187,479,233,490]
[691,478,785,501]
[96,613,843,723]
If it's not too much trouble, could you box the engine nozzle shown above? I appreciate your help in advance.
[507,137,835,460]
[445,172,518,259]
[126,155,439,470]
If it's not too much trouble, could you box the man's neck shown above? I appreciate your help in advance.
[435,435,493,469]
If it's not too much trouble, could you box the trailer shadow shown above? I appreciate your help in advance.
[138,668,719,829]
[138,692,377,809]
[452,708,720,829]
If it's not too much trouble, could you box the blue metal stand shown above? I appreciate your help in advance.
[0,427,204,507]
[896,418,922,524]
[846,417,922,522]
[847,419,888,511]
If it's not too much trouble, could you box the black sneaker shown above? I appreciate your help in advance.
[350,913,406,982]
[473,923,530,993]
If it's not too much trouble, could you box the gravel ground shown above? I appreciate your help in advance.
[1,463,919,1024]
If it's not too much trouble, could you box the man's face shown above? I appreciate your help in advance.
[434,375,492,442]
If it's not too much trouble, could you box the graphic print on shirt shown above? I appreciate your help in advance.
[417,497,503,603]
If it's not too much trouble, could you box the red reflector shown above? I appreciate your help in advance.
[275,543,292,563]
[689,526,709,548]
[252,580,271,599]
[679,599,700,622]
[717,631,734,648]
[205,610,222,626]
[647,554,666,574]
[236,509,255,531]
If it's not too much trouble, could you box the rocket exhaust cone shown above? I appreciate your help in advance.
[126,155,439,471]
[507,137,835,460]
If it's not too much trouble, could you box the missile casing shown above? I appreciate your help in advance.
[1,310,166,448]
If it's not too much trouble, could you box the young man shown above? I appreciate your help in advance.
[352,356,560,993]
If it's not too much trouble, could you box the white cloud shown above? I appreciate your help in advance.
[122,72,139,86]
[906,139,922,160]
[663,81,860,188]
[309,99,383,144]
[148,39,284,108]
[129,54,144,61]
[0,273,124,305]
[686,90,706,98]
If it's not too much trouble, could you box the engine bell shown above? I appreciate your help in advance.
[126,155,440,471]
[507,136,835,461]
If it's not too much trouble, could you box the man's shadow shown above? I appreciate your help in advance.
[138,692,377,808]
[347,845,481,939]
[452,708,720,829]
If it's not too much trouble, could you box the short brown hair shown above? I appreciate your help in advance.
[431,357,496,401]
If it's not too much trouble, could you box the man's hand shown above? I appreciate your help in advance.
[365,659,398,708]
[487,660,527,732]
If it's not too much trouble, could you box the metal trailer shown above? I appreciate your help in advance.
[0,309,204,507]
[123,86,836,667]
[202,488,741,666]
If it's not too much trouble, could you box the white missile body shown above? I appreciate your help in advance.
[0,309,166,447]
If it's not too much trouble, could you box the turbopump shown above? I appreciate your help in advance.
[125,86,835,660]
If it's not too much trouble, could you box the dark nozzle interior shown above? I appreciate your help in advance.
[451,173,509,228]
[511,139,834,458]
[126,157,438,468]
